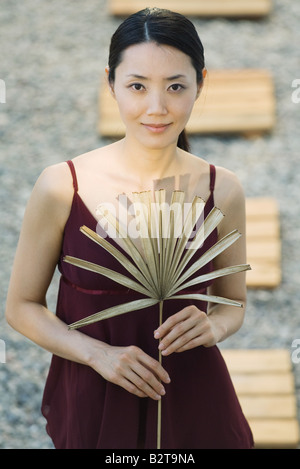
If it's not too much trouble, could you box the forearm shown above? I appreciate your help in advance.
[207,301,246,344]
[6,300,106,367]
[6,300,171,400]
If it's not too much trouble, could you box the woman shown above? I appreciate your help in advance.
[6,8,253,449]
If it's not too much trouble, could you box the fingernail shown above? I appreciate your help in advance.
[158,342,165,350]
[154,331,160,339]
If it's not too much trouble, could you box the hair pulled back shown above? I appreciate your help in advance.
[107,8,205,152]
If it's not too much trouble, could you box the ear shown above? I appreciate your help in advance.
[105,66,115,98]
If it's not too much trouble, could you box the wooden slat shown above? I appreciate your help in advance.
[230,373,295,395]
[246,219,279,238]
[247,240,280,261]
[108,0,272,17]
[245,197,281,288]
[222,349,291,373]
[239,395,297,419]
[246,262,281,289]
[98,69,275,136]
[245,197,279,217]
[248,419,300,449]
[221,349,300,448]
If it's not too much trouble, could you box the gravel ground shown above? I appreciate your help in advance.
[0,0,300,449]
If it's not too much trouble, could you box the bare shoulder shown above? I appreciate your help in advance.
[33,143,118,210]
[29,161,74,229]
[211,165,246,238]
[214,165,245,213]
[33,161,73,203]
[182,152,245,208]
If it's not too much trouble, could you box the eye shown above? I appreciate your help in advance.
[130,83,145,91]
[169,83,185,92]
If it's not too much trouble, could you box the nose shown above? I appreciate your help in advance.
[146,90,168,116]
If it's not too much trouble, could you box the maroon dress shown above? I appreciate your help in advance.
[41,160,254,449]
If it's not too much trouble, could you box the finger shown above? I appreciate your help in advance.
[158,310,211,355]
[127,365,165,400]
[157,312,205,352]
[175,329,215,352]
[117,375,148,398]
[138,352,171,385]
[163,323,216,354]
[108,346,171,399]
[159,326,199,356]
[172,336,204,353]
[111,359,161,399]
[118,345,170,384]
[154,306,207,342]
[158,317,195,351]
[106,365,149,398]
[154,308,191,339]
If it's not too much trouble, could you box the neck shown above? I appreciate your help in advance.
[118,137,182,183]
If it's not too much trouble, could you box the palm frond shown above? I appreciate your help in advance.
[63,255,153,297]
[68,298,159,330]
[168,229,242,295]
[96,204,158,294]
[167,293,243,308]
[168,264,251,297]
[165,195,205,286]
[78,226,157,296]
[132,191,160,291]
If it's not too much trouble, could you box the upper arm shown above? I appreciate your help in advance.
[6,163,73,310]
[208,168,247,303]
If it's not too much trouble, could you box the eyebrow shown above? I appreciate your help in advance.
[126,74,187,81]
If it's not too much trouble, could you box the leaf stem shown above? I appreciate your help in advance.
[157,300,163,449]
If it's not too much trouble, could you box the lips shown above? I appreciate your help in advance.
[142,123,172,133]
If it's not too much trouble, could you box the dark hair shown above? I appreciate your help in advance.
[108,8,205,152]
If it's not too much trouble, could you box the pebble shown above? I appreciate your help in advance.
[0,0,299,449]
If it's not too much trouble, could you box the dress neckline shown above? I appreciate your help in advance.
[66,160,216,227]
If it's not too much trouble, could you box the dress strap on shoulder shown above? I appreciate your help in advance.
[209,164,216,193]
[66,160,78,192]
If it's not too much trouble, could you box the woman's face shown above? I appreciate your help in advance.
[110,42,201,150]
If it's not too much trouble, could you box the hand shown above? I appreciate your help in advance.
[154,305,218,356]
[91,344,171,400]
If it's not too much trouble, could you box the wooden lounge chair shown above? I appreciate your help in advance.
[108,0,272,18]
[222,348,300,448]
[98,69,275,137]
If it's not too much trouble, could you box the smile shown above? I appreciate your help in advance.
[142,123,172,133]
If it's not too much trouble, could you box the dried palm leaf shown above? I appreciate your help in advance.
[64,189,251,449]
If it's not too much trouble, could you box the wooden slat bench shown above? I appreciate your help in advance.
[98,69,275,137]
[221,349,300,448]
[245,197,281,288]
[108,0,272,18]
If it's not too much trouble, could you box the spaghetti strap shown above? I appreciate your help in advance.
[209,164,216,193]
[66,160,78,193]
